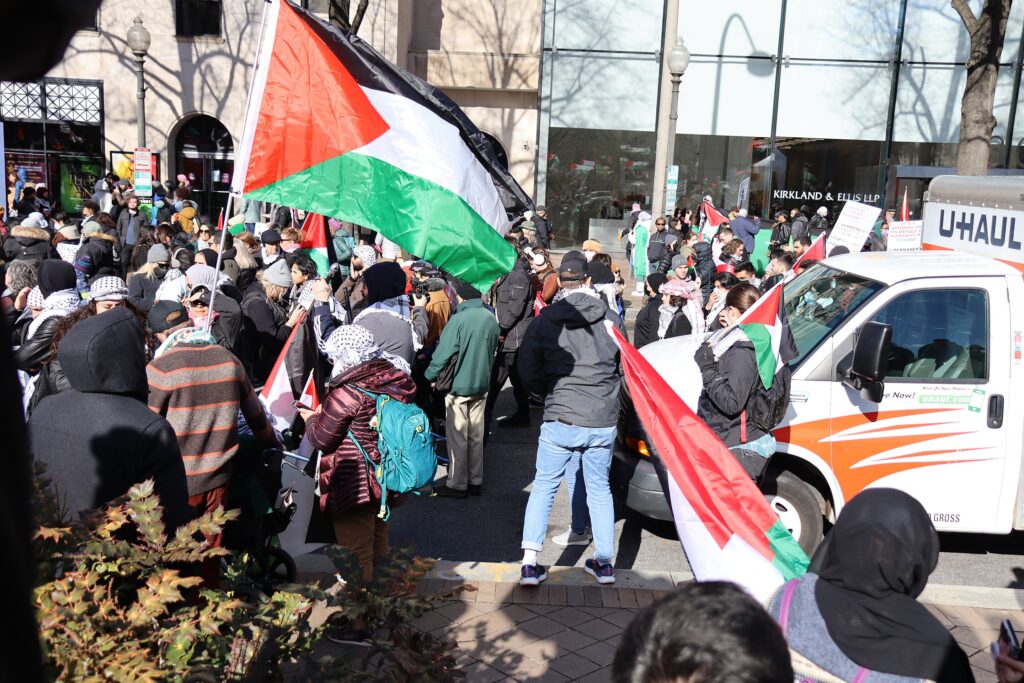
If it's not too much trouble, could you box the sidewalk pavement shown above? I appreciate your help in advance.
[298,556,1023,682]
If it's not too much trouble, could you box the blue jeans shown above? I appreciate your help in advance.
[522,422,617,563]
[565,451,590,534]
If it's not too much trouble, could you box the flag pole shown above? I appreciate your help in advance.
[204,192,239,332]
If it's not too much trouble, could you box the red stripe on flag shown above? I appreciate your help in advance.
[793,234,826,273]
[608,325,777,560]
[300,212,327,250]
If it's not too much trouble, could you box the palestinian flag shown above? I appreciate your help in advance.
[699,200,728,241]
[299,212,330,276]
[606,322,809,601]
[718,283,799,390]
[793,234,826,274]
[259,311,316,432]
[232,0,531,292]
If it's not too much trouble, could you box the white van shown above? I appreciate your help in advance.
[612,175,1024,551]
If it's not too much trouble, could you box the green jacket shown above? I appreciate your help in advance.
[425,298,499,397]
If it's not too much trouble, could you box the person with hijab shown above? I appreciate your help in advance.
[633,273,666,348]
[656,277,705,341]
[768,488,974,683]
[351,262,428,367]
[298,325,416,580]
[184,264,246,360]
[631,211,651,295]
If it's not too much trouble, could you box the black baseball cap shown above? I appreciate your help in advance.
[557,258,588,281]
[149,300,188,333]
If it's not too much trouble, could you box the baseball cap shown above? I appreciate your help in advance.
[557,259,588,281]
[149,300,188,333]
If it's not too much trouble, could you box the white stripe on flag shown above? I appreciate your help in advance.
[355,87,509,232]
[668,475,786,603]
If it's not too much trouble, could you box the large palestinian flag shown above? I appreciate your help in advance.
[606,322,809,601]
[232,0,531,292]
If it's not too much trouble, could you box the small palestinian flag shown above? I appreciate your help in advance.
[606,322,809,601]
[699,200,728,241]
[719,283,800,390]
[259,311,316,432]
[232,0,531,292]
[793,234,826,274]
[299,212,330,276]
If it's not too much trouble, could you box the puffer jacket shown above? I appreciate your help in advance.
[306,358,416,517]
[73,232,119,292]
[4,226,54,262]
[693,241,715,302]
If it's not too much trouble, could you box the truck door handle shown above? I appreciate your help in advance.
[988,394,1004,429]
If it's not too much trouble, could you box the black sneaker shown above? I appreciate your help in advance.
[434,485,467,499]
[520,563,548,587]
[468,484,482,496]
[584,558,615,585]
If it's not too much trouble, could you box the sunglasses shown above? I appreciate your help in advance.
[199,229,211,234]
[189,301,209,309]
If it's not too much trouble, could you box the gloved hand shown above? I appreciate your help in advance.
[694,342,716,371]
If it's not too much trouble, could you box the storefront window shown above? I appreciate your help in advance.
[0,79,104,216]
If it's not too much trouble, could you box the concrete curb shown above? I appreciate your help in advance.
[295,554,1024,610]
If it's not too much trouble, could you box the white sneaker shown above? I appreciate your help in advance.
[552,528,592,547]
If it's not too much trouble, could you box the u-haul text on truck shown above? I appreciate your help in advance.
[612,175,1024,552]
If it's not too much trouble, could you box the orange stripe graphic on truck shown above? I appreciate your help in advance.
[775,408,997,501]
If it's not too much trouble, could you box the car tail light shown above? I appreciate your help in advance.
[624,435,650,457]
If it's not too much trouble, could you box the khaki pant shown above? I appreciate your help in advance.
[332,505,389,581]
[445,393,486,490]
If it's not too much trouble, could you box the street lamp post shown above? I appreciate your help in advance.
[665,38,690,212]
[127,16,151,149]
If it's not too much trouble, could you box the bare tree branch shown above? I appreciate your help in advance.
[952,0,979,31]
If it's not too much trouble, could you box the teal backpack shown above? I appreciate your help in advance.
[347,387,437,520]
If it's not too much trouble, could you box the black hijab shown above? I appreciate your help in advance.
[810,488,973,682]
[362,262,407,305]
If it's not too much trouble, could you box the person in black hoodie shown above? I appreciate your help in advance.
[633,273,667,348]
[487,252,535,427]
[28,306,191,530]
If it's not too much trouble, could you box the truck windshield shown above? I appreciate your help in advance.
[783,263,884,365]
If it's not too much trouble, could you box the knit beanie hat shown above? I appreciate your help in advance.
[263,258,293,288]
[453,278,482,300]
[587,260,614,285]
[363,262,406,304]
[81,221,102,238]
[90,276,128,302]
[38,259,77,296]
[147,243,171,264]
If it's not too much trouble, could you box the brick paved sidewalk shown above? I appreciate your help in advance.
[408,564,1023,683]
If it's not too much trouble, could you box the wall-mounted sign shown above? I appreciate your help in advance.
[772,189,881,204]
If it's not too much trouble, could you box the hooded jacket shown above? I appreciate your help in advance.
[633,296,662,348]
[28,308,191,530]
[518,290,622,428]
[491,258,534,353]
[790,211,810,242]
[306,358,416,516]
[4,226,55,262]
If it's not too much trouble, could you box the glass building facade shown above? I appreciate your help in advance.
[537,0,1024,244]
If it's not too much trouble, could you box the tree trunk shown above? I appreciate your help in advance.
[328,0,350,32]
[954,0,1012,176]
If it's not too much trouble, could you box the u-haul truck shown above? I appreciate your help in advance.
[612,175,1024,551]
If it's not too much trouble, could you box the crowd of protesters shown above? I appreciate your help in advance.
[2,170,1004,681]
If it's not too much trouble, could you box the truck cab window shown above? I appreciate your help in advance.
[783,264,883,366]
[869,289,988,381]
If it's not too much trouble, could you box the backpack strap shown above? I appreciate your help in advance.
[777,578,800,639]
[347,431,389,520]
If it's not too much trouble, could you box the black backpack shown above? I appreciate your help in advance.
[745,364,792,434]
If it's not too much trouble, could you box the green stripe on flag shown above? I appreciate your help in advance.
[246,152,517,293]
[739,323,777,390]
[766,519,810,580]
[306,248,330,277]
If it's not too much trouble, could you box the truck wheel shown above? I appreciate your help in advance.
[762,471,824,555]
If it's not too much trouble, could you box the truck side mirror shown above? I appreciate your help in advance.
[840,322,892,403]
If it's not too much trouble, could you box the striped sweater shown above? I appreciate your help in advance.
[147,344,276,495]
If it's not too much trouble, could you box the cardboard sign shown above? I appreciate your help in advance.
[923,201,1024,266]
[827,200,880,256]
[887,220,923,252]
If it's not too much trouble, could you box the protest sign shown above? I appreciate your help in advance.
[887,220,923,252]
[827,200,880,256]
